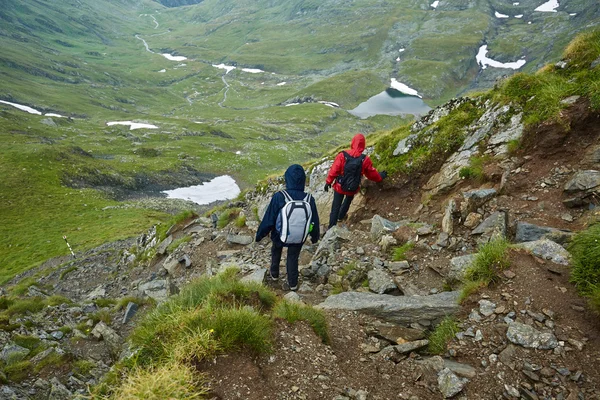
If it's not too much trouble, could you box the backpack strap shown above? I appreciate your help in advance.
[281,190,293,202]
[303,193,312,203]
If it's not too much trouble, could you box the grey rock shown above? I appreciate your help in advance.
[317,291,460,326]
[122,302,139,324]
[41,118,57,127]
[472,211,507,243]
[87,285,106,300]
[156,234,173,255]
[564,170,600,192]
[517,239,570,266]
[442,199,456,235]
[386,261,410,273]
[139,279,176,302]
[370,215,408,239]
[462,189,497,214]
[515,222,573,245]
[444,360,477,379]
[392,339,429,354]
[50,331,64,340]
[91,321,122,353]
[226,234,254,246]
[416,224,434,236]
[314,225,351,259]
[178,254,192,268]
[241,269,266,284]
[438,367,468,398]
[479,299,496,316]
[498,344,517,368]
[463,212,483,228]
[30,347,56,365]
[49,377,72,400]
[560,95,580,105]
[393,134,418,156]
[488,113,524,154]
[368,269,398,294]
[447,254,477,282]
[1,344,30,363]
[592,56,600,69]
[283,292,303,303]
[506,322,558,349]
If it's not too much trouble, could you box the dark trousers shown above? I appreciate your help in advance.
[270,242,302,287]
[328,191,354,228]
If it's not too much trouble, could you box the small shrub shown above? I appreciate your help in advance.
[459,155,489,182]
[273,301,330,344]
[428,316,460,354]
[0,297,13,310]
[569,223,600,313]
[110,363,208,400]
[90,310,112,325]
[393,242,414,261]
[458,280,486,303]
[115,296,149,311]
[34,352,68,373]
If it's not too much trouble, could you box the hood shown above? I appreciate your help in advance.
[284,164,306,191]
[350,133,366,156]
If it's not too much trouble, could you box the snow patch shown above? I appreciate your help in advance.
[476,45,526,70]
[277,82,287,86]
[515,14,524,18]
[534,0,559,12]
[0,100,42,115]
[431,0,439,8]
[318,101,340,108]
[241,68,264,73]
[162,175,241,205]
[162,53,187,61]
[212,63,236,74]
[495,11,509,18]
[159,69,166,73]
[45,113,65,118]
[107,121,158,130]
[390,78,421,98]
[399,48,405,52]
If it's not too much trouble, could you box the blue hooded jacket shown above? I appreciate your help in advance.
[255,164,320,246]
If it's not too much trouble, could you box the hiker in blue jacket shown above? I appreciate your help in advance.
[255,164,320,291]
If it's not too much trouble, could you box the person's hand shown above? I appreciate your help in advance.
[379,171,388,180]
[324,183,331,192]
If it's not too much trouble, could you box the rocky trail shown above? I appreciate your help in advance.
[2,97,600,400]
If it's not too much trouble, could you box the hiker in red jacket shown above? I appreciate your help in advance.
[324,133,387,229]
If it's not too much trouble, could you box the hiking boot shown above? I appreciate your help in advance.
[269,271,279,281]
[282,282,298,291]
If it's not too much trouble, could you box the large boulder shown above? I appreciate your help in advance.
[564,170,600,193]
[506,321,558,350]
[447,254,477,282]
[517,239,570,265]
[317,291,460,326]
[471,211,507,244]
[514,222,573,245]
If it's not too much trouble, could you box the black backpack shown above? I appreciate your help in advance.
[337,151,365,192]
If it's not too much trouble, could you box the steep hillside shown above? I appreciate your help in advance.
[1,30,599,400]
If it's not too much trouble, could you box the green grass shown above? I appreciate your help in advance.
[166,236,191,254]
[427,316,459,355]
[73,359,97,376]
[234,214,247,228]
[459,155,490,182]
[459,239,510,301]
[156,211,197,243]
[568,223,600,314]
[273,301,330,344]
[392,242,414,261]
[217,208,242,229]
[2,361,32,383]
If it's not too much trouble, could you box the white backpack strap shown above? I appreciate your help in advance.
[303,193,312,203]
[281,190,292,202]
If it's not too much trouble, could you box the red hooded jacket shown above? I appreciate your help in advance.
[325,133,383,196]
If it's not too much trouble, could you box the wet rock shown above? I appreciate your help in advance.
[517,239,570,266]
[447,254,477,282]
[515,222,573,245]
[438,367,468,398]
[368,269,398,294]
[318,291,460,326]
[506,322,558,349]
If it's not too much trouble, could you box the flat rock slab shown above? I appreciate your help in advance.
[506,321,558,350]
[517,239,571,266]
[318,291,460,326]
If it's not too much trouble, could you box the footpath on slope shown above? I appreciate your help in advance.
[2,98,600,400]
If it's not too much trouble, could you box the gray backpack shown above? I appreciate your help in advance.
[275,190,312,244]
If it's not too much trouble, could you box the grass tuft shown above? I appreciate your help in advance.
[427,316,459,355]
[392,242,414,261]
[273,301,330,344]
[459,239,510,302]
[568,223,600,313]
